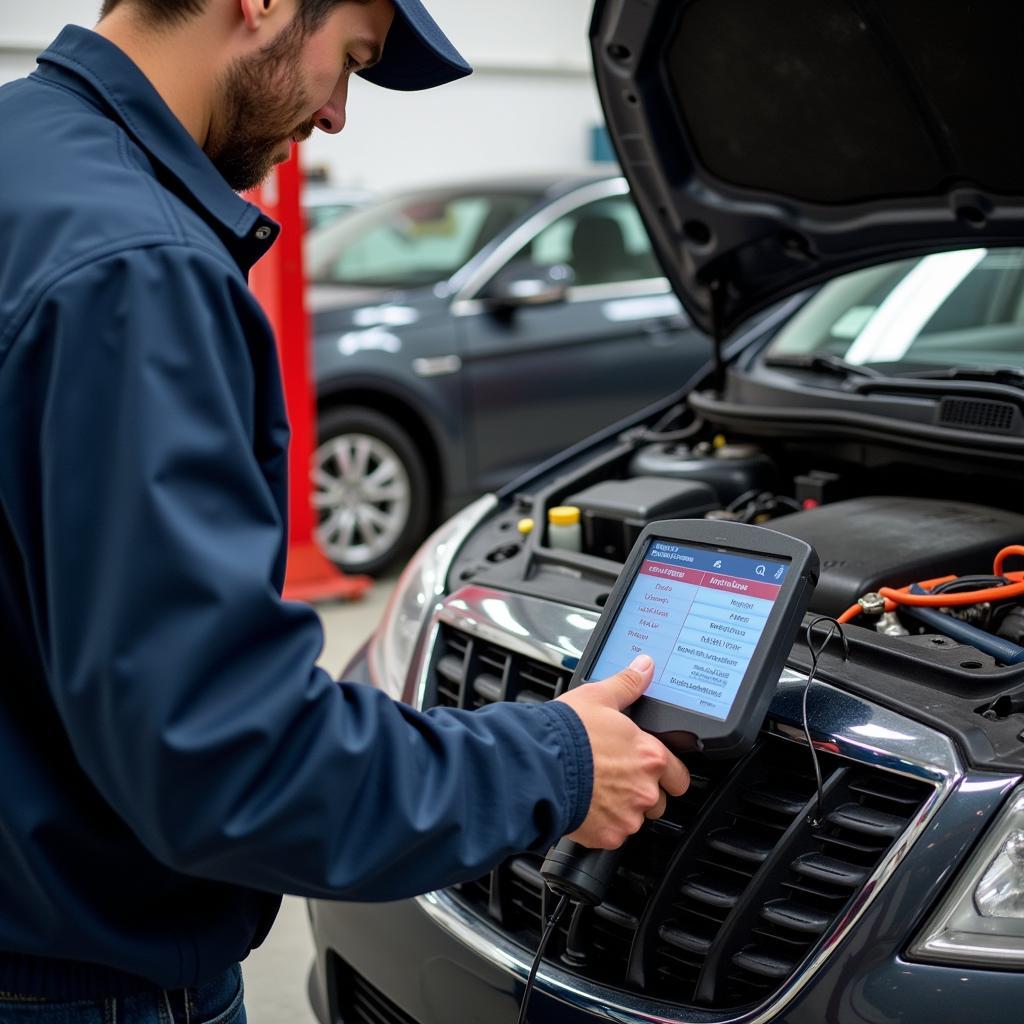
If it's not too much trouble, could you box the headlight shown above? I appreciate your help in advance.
[910,785,1024,966]
[368,495,496,700]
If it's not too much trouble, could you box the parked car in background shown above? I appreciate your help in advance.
[302,181,374,232]
[307,174,709,573]
[308,1,1024,1022]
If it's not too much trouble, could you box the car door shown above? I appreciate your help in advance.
[454,180,711,492]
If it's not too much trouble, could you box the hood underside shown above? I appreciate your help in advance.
[592,0,1024,337]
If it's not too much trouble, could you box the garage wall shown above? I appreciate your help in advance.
[0,0,609,192]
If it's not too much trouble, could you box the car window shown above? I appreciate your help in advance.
[510,194,663,288]
[304,203,358,232]
[306,190,538,288]
[768,248,1024,370]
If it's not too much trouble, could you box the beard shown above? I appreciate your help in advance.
[206,18,317,192]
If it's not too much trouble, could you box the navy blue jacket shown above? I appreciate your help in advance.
[0,27,592,998]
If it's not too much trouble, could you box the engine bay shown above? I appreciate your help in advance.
[449,402,1024,771]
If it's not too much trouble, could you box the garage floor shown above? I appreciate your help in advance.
[242,575,398,1024]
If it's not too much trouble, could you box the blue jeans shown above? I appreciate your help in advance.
[0,964,245,1024]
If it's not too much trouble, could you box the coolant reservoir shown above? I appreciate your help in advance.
[548,506,582,552]
[629,442,778,504]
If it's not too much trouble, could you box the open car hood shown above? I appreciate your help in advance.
[591,0,1024,338]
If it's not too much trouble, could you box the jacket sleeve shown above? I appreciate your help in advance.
[32,244,593,900]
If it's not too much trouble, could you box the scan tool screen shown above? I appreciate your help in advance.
[588,538,790,721]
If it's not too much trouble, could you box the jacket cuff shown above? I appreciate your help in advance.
[537,701,593,834]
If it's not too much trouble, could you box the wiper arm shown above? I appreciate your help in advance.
[763,352,884,379]
[894,366,1024,390]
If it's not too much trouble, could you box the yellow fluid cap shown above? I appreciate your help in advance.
[713,433,728,449]
[548,506,581,527]
[517,517,535,536]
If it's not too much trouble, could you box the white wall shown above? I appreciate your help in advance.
[0,0,608,192]
[0,0,99,45]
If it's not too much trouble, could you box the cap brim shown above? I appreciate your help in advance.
[359,0,472,92]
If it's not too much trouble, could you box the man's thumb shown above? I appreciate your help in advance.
[599,654,654,710]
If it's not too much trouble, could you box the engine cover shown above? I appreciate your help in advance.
[770,497,1024,616]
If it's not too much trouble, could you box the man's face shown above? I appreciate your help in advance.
[207,0,394,192]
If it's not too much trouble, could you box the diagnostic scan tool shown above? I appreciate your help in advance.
[586,519,819,756]
[542,519,818,904]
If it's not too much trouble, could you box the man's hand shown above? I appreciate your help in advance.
[556,654,690,849]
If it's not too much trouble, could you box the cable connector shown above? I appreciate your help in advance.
[875,611,909,637]
[857,592,886,617]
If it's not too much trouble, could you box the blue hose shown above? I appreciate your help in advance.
[901,584,1024,665]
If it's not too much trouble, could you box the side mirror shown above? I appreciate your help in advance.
[484,262,573,309]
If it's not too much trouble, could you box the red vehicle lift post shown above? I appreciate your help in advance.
[247,145,371,602]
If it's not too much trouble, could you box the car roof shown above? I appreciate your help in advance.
[372,172,619,204]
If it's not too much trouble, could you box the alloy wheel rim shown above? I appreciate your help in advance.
[312,432,412,568]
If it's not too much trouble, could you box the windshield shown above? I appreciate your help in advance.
[305,188,540,288]
[767,248,1024,371]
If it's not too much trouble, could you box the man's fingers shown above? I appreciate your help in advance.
[557,653,697,850]
[644,789,668,821]
[592,654,654,711]
[659,752,690,798]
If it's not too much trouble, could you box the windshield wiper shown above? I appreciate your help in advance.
[763,352,884,379]
[893,366,1024,390]
[766,355,1024,393]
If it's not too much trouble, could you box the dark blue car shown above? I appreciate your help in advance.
[308,174,707,573]
[308,0,1024,1021]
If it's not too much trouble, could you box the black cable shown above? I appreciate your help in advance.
[649,403,690,435]
[772,496,804,513]
[726,488,763,514]
[515,894,570,1024]
[930,575,1012,596]
[726,489,803,523]
[621,410,706,445]
[801,616,849,828]
[644,423,708,443]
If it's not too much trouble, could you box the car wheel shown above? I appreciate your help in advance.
[312,406,430,576]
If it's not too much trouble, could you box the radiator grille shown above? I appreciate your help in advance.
[427,625,933,1012]
[333,954,418,1024]
[431,625,572,709]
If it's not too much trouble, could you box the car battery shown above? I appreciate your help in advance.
[566,476,718,562]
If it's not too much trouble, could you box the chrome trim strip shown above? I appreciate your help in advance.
[414,585,964,1024]
[571,277,674,303]
[443,586,593,666]
[450,277,677,319]
[449,177,631,303]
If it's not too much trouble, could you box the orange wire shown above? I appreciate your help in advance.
[837,603,863,624]
[839,546,1024,624]
[994,545,1024,577]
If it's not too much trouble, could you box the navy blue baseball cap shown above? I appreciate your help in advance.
[359,0,472,91]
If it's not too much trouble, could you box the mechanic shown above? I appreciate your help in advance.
[0,1,690,1020]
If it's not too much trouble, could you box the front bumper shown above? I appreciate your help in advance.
[308,644,1022,1024]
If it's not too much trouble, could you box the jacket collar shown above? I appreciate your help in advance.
[35,25,279,271]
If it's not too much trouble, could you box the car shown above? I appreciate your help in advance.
[306,174,707,574]
[302,182,374,232]
[307,3,1024,1024]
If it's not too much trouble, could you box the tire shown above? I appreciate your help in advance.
[312,406,430,576]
